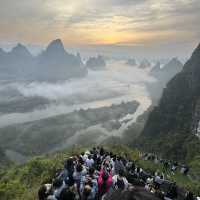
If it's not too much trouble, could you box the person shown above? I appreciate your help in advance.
[127,164,141,185]
[181,165,189,175]
[163,160,169,173]
[80,168,98,200]
[44,178,66,200]
[73,163,87,197]
[80,177,97,200]
[100,147,105,156]
[86,155,94,168]
[52,178,66,199]
[59,187,76,200]
[165,182,178,200]
[59,158,75,186]
[103,187,160,200]
[135,167,140,178]
[95,156,103,171]
[78,155,85,165]
[81,185,93,200]
[98,170,112,198]
[80,152,85,159]
[38,184,53,200]
[126,160,134,172]
[171,162,178,174]
[184,191,194,200]
[91,147,98,155]
[39,147,195,200]
[112,169,129,190]
[154,172,164,190]
[144,177,154,193]
[114,156,125,175]
[88,167,99,180]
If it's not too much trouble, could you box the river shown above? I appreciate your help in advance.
[0,60,156,128]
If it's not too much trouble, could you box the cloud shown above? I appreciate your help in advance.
[0,0,199,55]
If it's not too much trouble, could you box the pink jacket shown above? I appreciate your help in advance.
[98,169,113,194]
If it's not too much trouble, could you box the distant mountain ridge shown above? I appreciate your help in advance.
[0,39,87,81]
[139,59,151,69]
[138,43,200,161]
[150,58,183,83]
[86,55,106,70]
[11,43,32,57]
[147,58,183,104]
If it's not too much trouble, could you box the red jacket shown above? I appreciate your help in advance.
[98,169,112,194]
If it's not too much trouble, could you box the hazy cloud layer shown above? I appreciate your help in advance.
[0,0,199,57]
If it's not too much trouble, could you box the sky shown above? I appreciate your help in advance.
[0,0,199,58]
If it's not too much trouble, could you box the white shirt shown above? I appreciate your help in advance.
[155,176,164,185]
[85,158,94,168]
[83,154,88,162]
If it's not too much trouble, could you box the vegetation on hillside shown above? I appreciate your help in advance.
[138,43,200,163]
[0,101,139,162]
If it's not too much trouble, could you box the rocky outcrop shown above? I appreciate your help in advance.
[191,97,200,138]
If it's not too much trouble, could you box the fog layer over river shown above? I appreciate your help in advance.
[0,60,156,128]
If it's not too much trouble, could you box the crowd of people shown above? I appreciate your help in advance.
[141,153,190,176]
[38,147,200,200]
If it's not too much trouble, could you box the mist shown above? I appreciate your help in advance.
[0,60,155,127]
[1,41,181,161]
[0,41,187,164]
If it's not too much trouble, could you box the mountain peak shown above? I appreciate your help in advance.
[13,43,27,50]
[152,61,160,70]
[139,59,151,68]
[163,57,183,70]
[46,39,65,53]
[191,42,200,58]
[11,43,32,57]
[0,48,5,54]
[170,57,181,63]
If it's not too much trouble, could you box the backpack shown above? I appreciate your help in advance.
[116,177,125,190]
